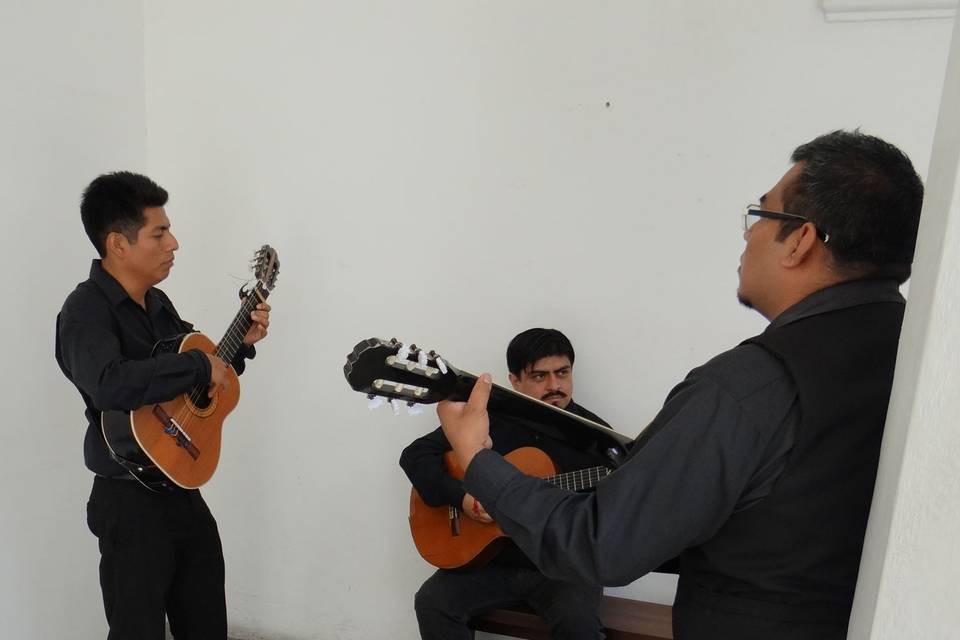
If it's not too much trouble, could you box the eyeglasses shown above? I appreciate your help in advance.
[743,204,830,243]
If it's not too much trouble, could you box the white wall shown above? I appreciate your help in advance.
[0,1,147,638]
[136,2,952,639]
[3,1,954,639]
[849,9,960,639]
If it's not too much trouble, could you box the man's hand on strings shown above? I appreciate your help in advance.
[206,354,230,398]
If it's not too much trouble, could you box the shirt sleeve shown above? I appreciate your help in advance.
[57,306,210,412]
[399,426,467,508]
[463,371,794,587]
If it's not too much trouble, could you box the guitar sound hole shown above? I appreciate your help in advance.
[190,386,213,411]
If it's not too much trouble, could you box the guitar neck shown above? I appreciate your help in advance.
[342,337,634,466]
[458,374,633,453]
[215,283,270,363]
[544,466,610,491]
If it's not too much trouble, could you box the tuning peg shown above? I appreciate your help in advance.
[406,402,423,416]
[368,396,385,410]
[390,399,402,415]
[417,349,429,367]
[396,343,411,361]
[435,356,448,375]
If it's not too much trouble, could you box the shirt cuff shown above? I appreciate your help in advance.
[186,349,211,384]
[462,449,524,508]
[232,344,256,375]
[440,475,467,509]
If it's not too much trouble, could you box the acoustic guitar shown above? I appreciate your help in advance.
[410,447,610,569]
[101,245,279,490]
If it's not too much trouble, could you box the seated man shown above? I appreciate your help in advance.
[399,328,613,640]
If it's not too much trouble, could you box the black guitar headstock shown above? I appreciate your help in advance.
[252,245,280,292]
[344,338,473,409]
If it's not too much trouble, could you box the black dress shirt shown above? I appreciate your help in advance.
[462,279,904,586]
[56,260,253,476]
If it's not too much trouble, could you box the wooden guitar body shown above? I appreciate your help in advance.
[408,447,557,569]
[102,332,241,489]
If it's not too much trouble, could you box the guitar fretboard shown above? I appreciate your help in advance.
[544,466,610,492]
[216,283,270,364]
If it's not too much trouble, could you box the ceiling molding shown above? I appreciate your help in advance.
[820,0,957,21]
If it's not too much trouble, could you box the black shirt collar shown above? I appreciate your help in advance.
[770,279,905,330]
[89,260,131,307]
[88,259,165,313]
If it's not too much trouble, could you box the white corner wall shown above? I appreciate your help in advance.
[0,2,147,638]
[849,8,960,639]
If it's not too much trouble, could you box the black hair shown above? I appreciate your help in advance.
[779,129,924,283]
[506,328,575,377]
[80,171,169,256]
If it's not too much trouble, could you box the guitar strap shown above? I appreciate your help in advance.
[105,449,175,492]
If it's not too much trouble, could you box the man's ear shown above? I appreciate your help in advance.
[781,222,819,268]
[508,373,520,391]
[104,231,129,259]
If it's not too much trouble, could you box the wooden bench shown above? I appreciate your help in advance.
[471,595,673,639]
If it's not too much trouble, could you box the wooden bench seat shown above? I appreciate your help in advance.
[471,595,673,639]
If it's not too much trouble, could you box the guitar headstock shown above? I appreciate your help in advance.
[252,245,280,291]
[344,338,463,410]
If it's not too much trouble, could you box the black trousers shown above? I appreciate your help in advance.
[414,563,605,640]
[86,476,227,640]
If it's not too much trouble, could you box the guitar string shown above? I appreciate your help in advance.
[546,466,609,491]
[171,290,261,435]
[187,291,257,407]
[182,291,257,413]
[172,293,257,437]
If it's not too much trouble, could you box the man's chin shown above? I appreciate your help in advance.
[737,291,754,310]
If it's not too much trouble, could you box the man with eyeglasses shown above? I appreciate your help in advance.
[435,130,924,639]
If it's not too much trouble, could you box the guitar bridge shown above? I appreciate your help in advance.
[449,506,461,537]
[152,405,201,460]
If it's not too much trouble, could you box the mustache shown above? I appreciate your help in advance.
[541,391,567,401]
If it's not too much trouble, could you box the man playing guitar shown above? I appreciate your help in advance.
[55,172,270,639]
[399,328,612,640]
